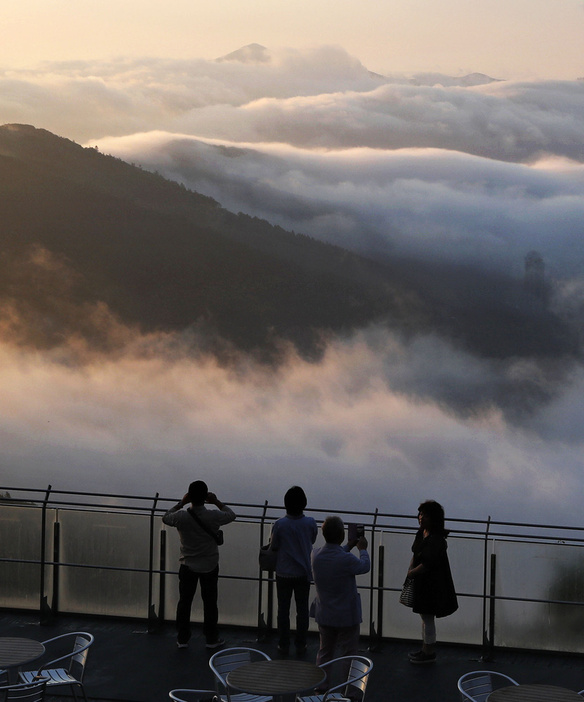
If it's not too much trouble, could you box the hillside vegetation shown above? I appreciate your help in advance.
[0,124,576,362]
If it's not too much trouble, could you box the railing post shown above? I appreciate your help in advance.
[158,529,167,623]
[487,552,497,659]
[148,493,161,633]
[370,542,384,652]
[50,517,60,616]
[40,484,54,624]
[257,500,269,640]
[481,516,493,660]
[368,508,379,647]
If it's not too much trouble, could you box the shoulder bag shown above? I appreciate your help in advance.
[188,508,224,545]
[258,543,277,571]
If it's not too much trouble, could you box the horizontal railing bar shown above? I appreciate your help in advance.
[3,485,584,532]
[1,555,583,608]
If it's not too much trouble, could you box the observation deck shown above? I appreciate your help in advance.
[0,486,582,702]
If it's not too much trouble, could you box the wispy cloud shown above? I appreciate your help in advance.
[92,133,584,276]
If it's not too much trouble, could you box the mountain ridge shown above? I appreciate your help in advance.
[0,123,575,368]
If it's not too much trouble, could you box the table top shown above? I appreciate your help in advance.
[0,637,45,669]
[489,685,583,702]
[227,660,326,697]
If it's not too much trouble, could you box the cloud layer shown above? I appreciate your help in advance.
[1,328,582,525]
[2,46,584,526]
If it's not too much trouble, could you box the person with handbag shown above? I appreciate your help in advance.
[269,486,318,656]
[163,480,236,650]
[406,499,458,665]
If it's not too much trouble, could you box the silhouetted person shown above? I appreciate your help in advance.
[163,480,235,649]
[407,499,458,664]
[270,486,318,655]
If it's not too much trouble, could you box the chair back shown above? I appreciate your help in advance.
[36,631,94,677]
[169,689,221,702]
[458,672,518,702]
[67,635,92,681]
[0,678,47,702]
[459,673,493,702]
[209,647,271,688]
[344,657,373,700]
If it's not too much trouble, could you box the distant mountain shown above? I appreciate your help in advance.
[216,44,270,63]
[0,124,576,365]
[215,45,503,88]
[408,72,502,87]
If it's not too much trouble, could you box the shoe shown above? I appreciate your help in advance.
[408,649,423,659]
[295,645,307,657]
[277,644,290,656]
[176,642,188,649]
[206,639,225,649]
[409,651,436,664]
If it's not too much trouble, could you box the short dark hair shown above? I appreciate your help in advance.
[188,480,208,505]
[322,516,344,544]
[418,499,449,536]
[284,486,307,516]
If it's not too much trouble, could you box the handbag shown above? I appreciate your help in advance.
[188,508,224,545]
[258,543,277,571]
[399,577,415,607]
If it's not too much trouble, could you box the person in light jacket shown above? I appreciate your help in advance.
[311,516,369,671]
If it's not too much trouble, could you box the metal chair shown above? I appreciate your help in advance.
[18,632,93,702]
[458,671,519,702]
[209,647,272,702]
[298,656,373,702]
[169,689,222,702]
[0,678,48,702]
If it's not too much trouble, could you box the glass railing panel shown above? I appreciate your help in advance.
[1,489,583,654]
[163,516,264,628]
[0,503,51,608]
[58,509,151,617]
[493,540,584,652]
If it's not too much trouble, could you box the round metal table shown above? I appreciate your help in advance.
[488,685,583,702]
[0,637,45,682]
[227,659,326,702]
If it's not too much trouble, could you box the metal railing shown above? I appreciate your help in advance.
[0,485,583,656]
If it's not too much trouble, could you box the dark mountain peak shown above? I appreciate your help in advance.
[459,72,503,86]
[0,123,83,161]
[216,44,270,64]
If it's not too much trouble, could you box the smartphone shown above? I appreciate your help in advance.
[348,523,365,540]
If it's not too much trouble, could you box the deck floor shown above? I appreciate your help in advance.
[0,611,581,702]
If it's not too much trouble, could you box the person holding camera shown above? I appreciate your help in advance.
[163,480,236,650]
[311,516,370,670]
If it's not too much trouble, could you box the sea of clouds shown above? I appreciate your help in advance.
[1,46,584,525]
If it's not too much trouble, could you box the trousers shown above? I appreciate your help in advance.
[276,575,311,649]
[176,563,219,644]
[316,622,360,674]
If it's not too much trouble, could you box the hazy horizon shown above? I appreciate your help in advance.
[2,0,584,80]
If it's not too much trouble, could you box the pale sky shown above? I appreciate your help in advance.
[2,0,583,79]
